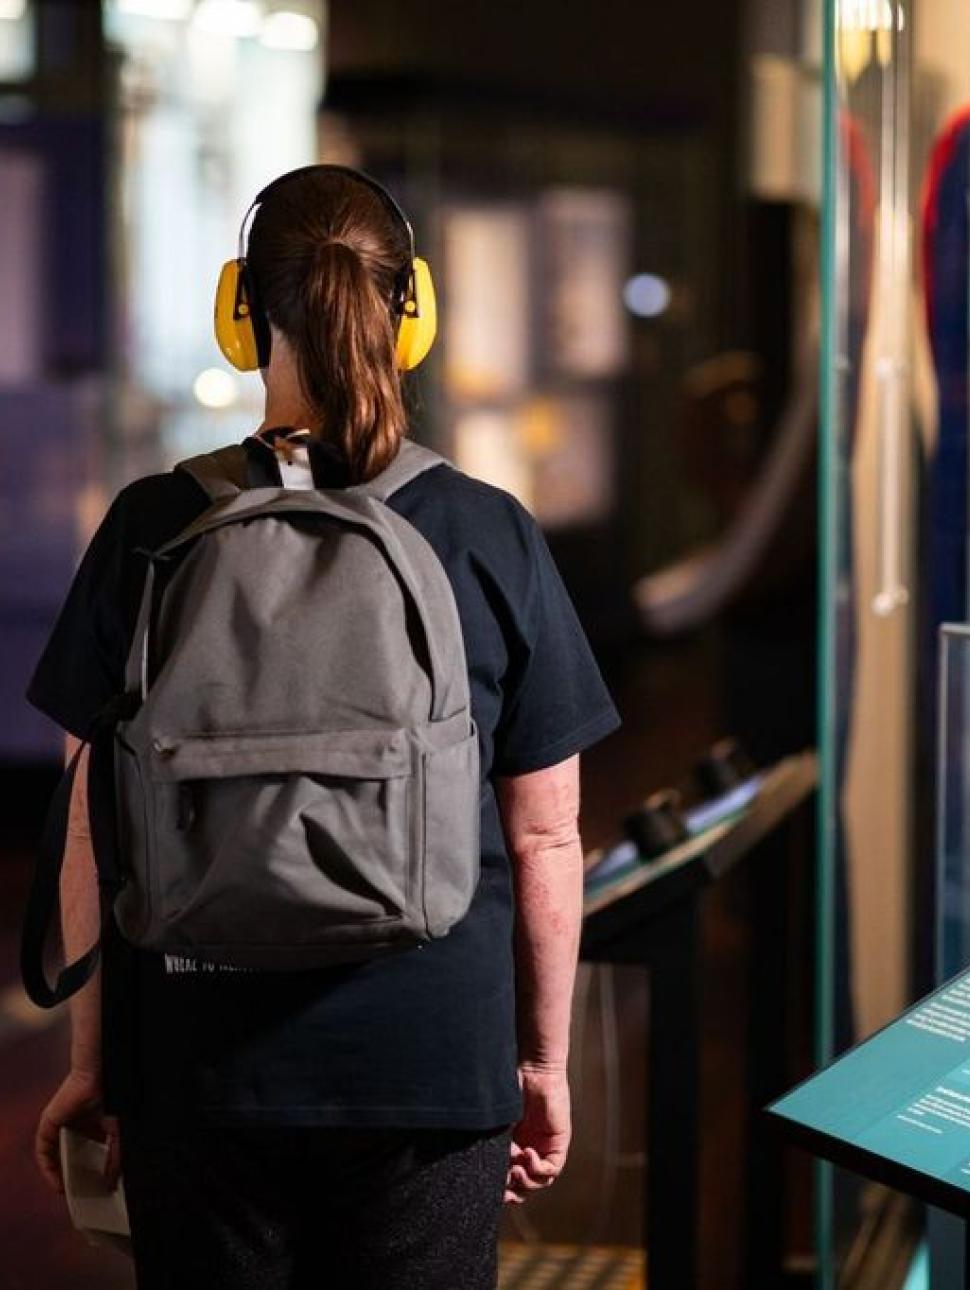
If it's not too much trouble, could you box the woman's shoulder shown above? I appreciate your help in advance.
[115,466,203,506]
[398,458,538,560]
[109,467,211,551]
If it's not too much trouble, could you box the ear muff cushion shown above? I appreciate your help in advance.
[218,252,435,373]
[395,257,437,371]
[214,259,260,371]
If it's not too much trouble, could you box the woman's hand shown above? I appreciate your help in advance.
[35,1067,121,1195]
[504,1061,571,1205]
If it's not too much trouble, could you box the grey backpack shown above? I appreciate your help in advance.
[22,438,482,1004]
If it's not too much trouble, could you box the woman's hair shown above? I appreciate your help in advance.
[245,169,413,484]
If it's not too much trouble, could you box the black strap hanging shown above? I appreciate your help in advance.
[20,691,138,1010]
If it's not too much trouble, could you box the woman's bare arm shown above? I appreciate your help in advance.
[33,735,116,1195]
[496,754,584,1069]
[495,754,583,1201]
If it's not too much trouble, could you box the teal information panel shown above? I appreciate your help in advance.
[770,967,970,1208]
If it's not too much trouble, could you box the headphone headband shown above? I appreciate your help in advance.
[237,163,416,265]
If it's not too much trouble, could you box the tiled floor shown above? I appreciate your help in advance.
[498,1242,644,1289]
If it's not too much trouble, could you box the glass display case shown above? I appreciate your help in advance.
[938,627,970,985]
[933,627,970,1285]
[820,0,970,1283]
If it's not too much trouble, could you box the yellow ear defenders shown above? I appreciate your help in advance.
[213,163,437,373]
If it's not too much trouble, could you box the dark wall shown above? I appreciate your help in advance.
[327,0,745,344]
[329,0,737,113]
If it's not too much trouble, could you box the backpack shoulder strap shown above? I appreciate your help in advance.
[176,439,446,504]
[353,438,449,503]
[174,444,250,501]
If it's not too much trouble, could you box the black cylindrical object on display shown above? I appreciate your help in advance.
[623,789,689,859]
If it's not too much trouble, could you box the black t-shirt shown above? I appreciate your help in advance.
[26,434,622,1129]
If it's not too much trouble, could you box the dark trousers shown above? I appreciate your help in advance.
[118,1116,513,1290]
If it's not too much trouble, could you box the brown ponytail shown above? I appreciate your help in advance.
[245,170,412,484]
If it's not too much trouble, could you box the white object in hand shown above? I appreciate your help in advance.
[59,1126,131,1256]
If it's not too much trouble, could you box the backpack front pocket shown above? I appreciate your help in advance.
[137,727,420,966]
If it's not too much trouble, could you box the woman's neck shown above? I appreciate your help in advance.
[256,405,319,437]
